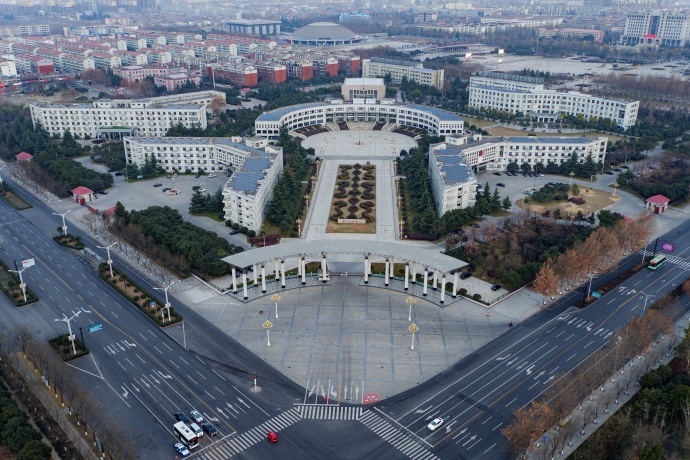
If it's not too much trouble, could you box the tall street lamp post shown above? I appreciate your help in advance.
[569,171,575,187]
[406,296,415,321]
[52,209,71,236]
[409,323,419,350]
[612,182,619,197]
[296,219,302,238]
[640,292,655,316]
[55,308,91,355]
[304,194,310,209]
[97,242,117,277]
[263,320,273,347]
[271,293,281,319]
[154,281,175,322]
[8,265,31,302]
[399,219,404,239]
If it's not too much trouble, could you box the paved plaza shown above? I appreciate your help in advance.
[302,130,417,158]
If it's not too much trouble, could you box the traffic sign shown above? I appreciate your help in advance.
[21,258,35,268]
[592,291,602,299]
[87,323,103,333]
[661,241,675,252]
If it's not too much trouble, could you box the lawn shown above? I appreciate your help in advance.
[518,185,620,216]
[326,164,377,234]
[0,190,32,210]
[460,115,497,128]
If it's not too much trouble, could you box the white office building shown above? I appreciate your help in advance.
[469,71,639,129]
[622,11,690,47]
[362,57,445,90]
[29,90,225,139]
[428,134,608,216]
[124,136,283,231]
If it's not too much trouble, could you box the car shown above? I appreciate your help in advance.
[202,422,218,436]
[162,187,171,192]
[190,422,203,437]
[91,139,105,144]
[229,229,239,235]
[153,183,162,187]
[107,168,116,172]
[192,185,201,191]
[114,172,123,176]
[538,173,544,177]
[528,172,533,177]
[492,172,501,176]
[459,272,471,280]
[522,173,527,177]
[496,183,505,187]
[622,165,630,169]
[208,173,217,178]
[174,443,190,457]
[167,174,171,179]
[491,284,502,291]
[547,182,556,186]
[174,412,190,424]
[614,168,622,172]
[194,174,200,178]
[267,431,278,443]
[190,410,203,424]
[428,418,444,431]
[606,171,615,175]
[98,190,108,195]
[198,188,206,193]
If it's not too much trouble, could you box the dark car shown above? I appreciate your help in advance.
[496,183,505,187]
[614,168,622,172]
[114,172,123,176]
[459,272,471,280]
[174,412,190,424]
[491,284,502,291]
[153,183,162,187]
[527,172,533,177]
[493,172,501,176]
[162,187,171,192]
[606,171,615,175]
[107,168,116,172]
[98,190,108,195]
[192,185,201,191]
[229,229,239,235]
[194,174,200,178]
[622,165,630,169]
[202,422,217,437]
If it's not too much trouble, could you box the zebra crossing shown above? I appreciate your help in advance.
[640,250,690,270]
[359,411,440,460]
[194,408,300,459]
[298,405,363,420]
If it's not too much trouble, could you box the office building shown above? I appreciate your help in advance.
[226,19,281,36]
[341,78,386,102]
[362,57,445,90]
[622,11,690,47]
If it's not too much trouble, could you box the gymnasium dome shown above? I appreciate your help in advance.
[292,22,357,41]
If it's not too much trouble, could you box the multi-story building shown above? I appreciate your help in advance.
[0,24,50,37]
[0,59,17,77]
[29,90,224,139]
[362,57,445,90]
[114,65,169,81]
[209,63,258,87]
[468,71,639,129]
[153,72,202,92]
[123,136,283,231]
[341,78,386,102]
[255,62,287,84]
[428,134,608,216]
[622,11,690,47]
[226,19,281,36]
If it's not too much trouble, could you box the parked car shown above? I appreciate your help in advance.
[428,418,444,431]
[496,183,505,187]
[98,191,108,195]
[153,183,162,187]
[174,443,190,457]
[491,284,502,291]
[162,187,171,192]
[198,188,206,193]
[194,174,200,178]
[192,186,201,191]
[605,171,615,175]
[267,431,278,443]
[114,172,123,176]
[202,422,217,437]
[493,172,501,176]
[622,165,630,169]
[174,412,190,424]
[208,173,217,178]
[190,410,203,424]
[459,272,471,280]
[229,229,239,235]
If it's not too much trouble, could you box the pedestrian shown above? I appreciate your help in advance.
[486,311,490,317]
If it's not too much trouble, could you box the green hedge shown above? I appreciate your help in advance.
[98,263,182,327]
[0,257,39,307]
[0,380,50,459]
[52,234,85,250]
[48,334,89,361]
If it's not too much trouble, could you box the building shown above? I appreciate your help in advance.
[0,24,50,37]
[0,60,18,77]
[255,101,464,138]
[428,134,608,216]
[287,22,362,46]
[338,12,372,23]
[29,90,225,139]
[153,72,201,92]
[209,63,258,87]
[362,57,445,90]
[538,28,604,41]
[124,136,283,231]
[255,62,287,84]
[341,78,386,102]
[468,71,639,129]
[226,19,281,36]
[114,65,170,82]
[622,11,690,47]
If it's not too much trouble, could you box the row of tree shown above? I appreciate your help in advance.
[0,379,51,459]
[189,188,224,215]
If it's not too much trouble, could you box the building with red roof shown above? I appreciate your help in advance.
[15,152,33,162]
[645,194,670,214]
[71,186,95,204]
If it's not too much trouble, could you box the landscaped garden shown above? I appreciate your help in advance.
[517,182,620,219]
[0,257,39,307]
[0,184,32,210]
[327,163,376,234]
[53,233,85,250]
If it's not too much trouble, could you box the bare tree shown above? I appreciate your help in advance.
[12,324,36,356]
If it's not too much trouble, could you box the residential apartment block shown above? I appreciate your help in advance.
[29,90,224,139]
[362,57,445,90]
[428,134,608,216]
[469,71,639,129]
[124,136,283,231]
[622,11,690,47]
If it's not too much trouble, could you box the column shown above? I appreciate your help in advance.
[301,257,306,285]
[281,260,286,288]
[452,271,458,298]
[232,267,237,293]
[404,263,409,291]
[321,255,328,282]
[423,269,428,296]
[242,273,248,299]
[261,265,266,293]
[297,257,302,276]
[364,256,369,284]
[411,262,417,284]
[390,257,394,279]
[440,275,446,304]
[384,259,389,286]
[253,264,257,287]
[433,271,438,290]
[275,260,280,283]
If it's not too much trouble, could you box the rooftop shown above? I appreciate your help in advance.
[256,102,463,123]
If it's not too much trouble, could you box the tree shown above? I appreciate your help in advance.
[502,401,556,457]
[208,95,225,115]
[16,440,51,460]
[534,260,560,301]
[501,196,512,211]
[188,190,208,214]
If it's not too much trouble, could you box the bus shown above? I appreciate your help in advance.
[173,422,199,449]
[648,254,667,270]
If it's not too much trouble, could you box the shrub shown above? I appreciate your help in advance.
[247,230,256,237]
[459,288,467,295]
[232,223,240,230]
[225,220,233,227]
[570,197,586,205]
[133,296,140,301]
[240,226,248,234]
[473,293,482,300]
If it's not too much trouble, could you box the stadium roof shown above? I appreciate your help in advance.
[292,22,357,41]
[256,102,464,123]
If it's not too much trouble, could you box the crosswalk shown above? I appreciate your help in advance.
[640,250,690,270]
[194,408,300,459]
[298,405,363,420]
[359,411,440,460]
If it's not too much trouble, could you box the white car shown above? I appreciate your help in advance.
[174,442,190,457]
[427,417,444,431]
[208,173,217,178]
[190,410,203,424]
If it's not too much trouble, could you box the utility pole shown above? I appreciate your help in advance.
[55,308,91,355]
[52,209,71,236]
[97,242,117,277]
[154,281,175,322]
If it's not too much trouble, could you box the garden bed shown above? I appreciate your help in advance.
[327,163,376,234]
[53,234,85,250]
[48,334,89,361]
[574,258,649,308]
[98,263,182,327]
[0,257,39,307]
[0,187,32,210]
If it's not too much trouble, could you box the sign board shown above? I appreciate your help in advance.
[362,393,380,404]
[338,218,366,224]
[88,323,103,333]
[21,258,35,268]
[592,291,602,299]
[661,242,675,252]
[150,301,156,309]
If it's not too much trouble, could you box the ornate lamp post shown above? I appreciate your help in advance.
[271,293,281,319]
[394,176,400,191]
[399,219,405,239]
[304,194,311,209]
[409,323,419,350]
[310,175,317,189]
[397,194,402,210]
[569,171,575,187]
[315,159,321,173]
[296,218,303,238]
[612,181,619,197]
[263,320,273,347]
[406,296,415,321]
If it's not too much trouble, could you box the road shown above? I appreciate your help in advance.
[378,222,690,459]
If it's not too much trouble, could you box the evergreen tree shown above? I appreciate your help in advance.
[189,190,208,214]
[501,196,512,211]
[491,188,501,210]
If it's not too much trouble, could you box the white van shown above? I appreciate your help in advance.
[190,422,203,437]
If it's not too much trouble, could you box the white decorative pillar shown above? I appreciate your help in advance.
[423,270,428,296]
[384,259,389,286]
[301,258,306,285]
[364,256,369,284]
[411,262,417,284]
[321,255,328,282]
[280,260,286,288]
[232,267,237,293]
[242,273,248,299]
[440,275,446,304]
[390,257,394,278]
[297,257,302,276]
[261,265,266,293]
[275,260,280,283]
[452,271,459,298]
[253,264,257,286]
[432,271,438,290]
[404,263,409,291]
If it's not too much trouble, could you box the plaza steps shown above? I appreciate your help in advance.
[328,122,340,131]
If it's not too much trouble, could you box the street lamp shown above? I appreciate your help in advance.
[52,209,71,236]
[641,241,650,264]
[54,308,91,355]
[154,281,175,322]
[263,319,273,347]
[399,219,404,239]
[296,218,303,238]
[568,171,575,188]
[639,292,655,316]
[409,323,419,350]
[315,159,321,173]
[97,242,117,277]
[397,194,402,210]
[271,293,281,319]
[406,296,415,321]
[612,182,619,197]
[304,194,310,209]
[8,265,31,302]
[586,273,598,300]
[310,175,317,189]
